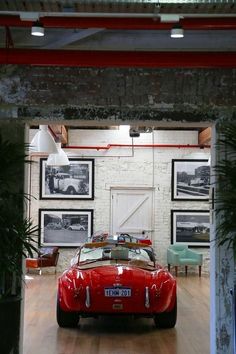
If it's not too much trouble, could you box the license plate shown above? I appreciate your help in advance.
[104,288,131,297]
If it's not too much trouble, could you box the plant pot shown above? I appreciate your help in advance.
[0,296,21,354]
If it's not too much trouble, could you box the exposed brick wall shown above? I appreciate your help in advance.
[29,128,210,274]
[0,66,235,122]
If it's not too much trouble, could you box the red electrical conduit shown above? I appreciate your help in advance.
[45,127,211,150]
[63,143,210,150]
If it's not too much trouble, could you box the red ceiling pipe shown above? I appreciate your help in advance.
[179,17,236,30]
[1,49,236,67]
[40,16,236,30]
[0,15,236,30]
[64,144,211,150]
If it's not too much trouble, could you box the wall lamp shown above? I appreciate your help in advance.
[170,23,184,39]
[31,20,44,37]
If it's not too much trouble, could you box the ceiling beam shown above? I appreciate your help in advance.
[0,15,236,30]
[0,49,236,67]
[43,28,104,49]
[49,125,68,144]
[199,127,211,145]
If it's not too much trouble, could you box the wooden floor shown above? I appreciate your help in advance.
[23,273,210,354]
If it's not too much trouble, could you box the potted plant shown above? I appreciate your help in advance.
[0,130,38,354]
[214,119,236,256]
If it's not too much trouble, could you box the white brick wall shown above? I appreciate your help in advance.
[29,128,210,274]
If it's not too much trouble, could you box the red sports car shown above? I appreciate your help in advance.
[57,234,177,329]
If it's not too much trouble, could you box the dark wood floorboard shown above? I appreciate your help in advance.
[23,274,209,354]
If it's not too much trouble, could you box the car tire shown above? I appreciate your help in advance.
[57,296,80,328]
[66,186,76,195]
[154,299,177,328]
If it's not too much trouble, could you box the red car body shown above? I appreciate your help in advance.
[57,237,177,328]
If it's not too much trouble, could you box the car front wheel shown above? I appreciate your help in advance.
[154,299,177,328]
[57,296,80,328]
[66,186,76,195]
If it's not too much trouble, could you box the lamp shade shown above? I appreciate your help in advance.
[170,24,184,38]
[31,21,44,36]
[46,143,70,166]
[29,125,58,153]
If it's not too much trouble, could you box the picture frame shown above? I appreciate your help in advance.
[171,210,210,247]
[40,158,94,200]
[171,159,210,201]
[39,209,93,247]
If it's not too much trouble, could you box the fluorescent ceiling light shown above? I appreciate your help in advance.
[160,14,180,23]
[20,12,39,21]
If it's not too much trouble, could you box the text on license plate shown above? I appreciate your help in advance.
[104,288,131,297]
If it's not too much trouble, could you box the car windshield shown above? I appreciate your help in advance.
[77,243,156,269]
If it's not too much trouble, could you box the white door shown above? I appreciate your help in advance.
[111,188,154,239]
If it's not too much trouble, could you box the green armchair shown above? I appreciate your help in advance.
[167,244,203,277]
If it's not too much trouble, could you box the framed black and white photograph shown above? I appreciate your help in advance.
[39,209,93,247]
[40,158,94,200]
[171,210,210,247]
[171,159,210,201]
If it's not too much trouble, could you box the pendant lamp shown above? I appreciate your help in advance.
[170,23,184,38]
[46,143,70,166]
[29,125,58,154]
[31,20,44,37]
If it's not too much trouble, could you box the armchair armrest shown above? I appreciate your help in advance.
[167,249,181,265]
[186,249,203,264]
